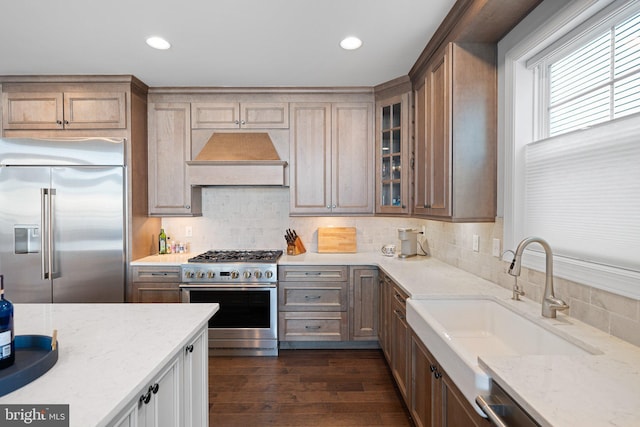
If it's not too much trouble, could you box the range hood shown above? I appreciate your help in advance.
[187,132,287,186]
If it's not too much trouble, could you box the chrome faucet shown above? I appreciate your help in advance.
[507,237,569,318]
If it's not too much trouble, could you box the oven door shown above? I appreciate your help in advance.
[180,284,278,355]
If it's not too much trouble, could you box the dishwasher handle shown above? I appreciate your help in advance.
[476,395,508,427]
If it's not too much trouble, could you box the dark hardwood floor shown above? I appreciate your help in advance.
[209,349,413,426]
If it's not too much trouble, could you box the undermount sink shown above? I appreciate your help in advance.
[406,296,601,416]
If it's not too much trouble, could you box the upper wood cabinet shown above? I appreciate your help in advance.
[148,102,202,216]
[191,102,289,129]
[376,93,411,215]
[2,90,126,130]
[289,102,374,215]
[413,42,496,222]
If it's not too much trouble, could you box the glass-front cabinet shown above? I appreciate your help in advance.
[376,93,410,214]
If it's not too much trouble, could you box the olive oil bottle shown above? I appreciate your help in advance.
[0,275,15,369]
[158,228,167,255]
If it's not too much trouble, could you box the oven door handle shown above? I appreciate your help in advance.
[180,283,276,289]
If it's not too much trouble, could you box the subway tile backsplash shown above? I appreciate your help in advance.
[162,187,640,347]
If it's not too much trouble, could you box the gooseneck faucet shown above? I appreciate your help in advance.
[508,237,569,318]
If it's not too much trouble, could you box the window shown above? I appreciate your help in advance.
[532,7,640,137]
[500,0,640,300]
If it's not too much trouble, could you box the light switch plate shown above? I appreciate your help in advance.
[492,238,501,257]
[185,226,193,237]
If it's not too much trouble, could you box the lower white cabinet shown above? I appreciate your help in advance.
[109,326,208,427]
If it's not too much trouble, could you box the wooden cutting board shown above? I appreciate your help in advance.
[317,227,357,253]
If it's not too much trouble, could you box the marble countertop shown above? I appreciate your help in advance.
[0,303,218,427]
[132,251,640,426]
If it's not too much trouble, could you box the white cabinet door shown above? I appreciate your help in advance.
[183,328,208,427]
[138,354,182,427]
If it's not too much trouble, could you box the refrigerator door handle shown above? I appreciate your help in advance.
[49,188,57,279]
[41,188,49,280]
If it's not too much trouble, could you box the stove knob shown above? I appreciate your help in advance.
[265,270,273,279]
[185,270,194,279]
[207,271,215,279]
[230,271,239,279]
[254,270,262,279]
[243,271,252,279]
[196,271,205,279]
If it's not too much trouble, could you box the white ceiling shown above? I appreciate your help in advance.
[0,0,457,87]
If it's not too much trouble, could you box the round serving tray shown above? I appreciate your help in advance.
[0,335,59,397]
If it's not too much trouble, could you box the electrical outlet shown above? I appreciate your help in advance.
[185,226,193,237]
[492,238,501,258]
[472,234,479,252]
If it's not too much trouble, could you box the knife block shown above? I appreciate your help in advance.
[287,237,306,255]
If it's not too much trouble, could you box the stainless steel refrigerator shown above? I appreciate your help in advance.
[0,137,126,303]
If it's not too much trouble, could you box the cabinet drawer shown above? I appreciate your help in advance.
[279,312,348,341]
[279,282,348,311]
[279,265,348,282]
[132,266,181,283]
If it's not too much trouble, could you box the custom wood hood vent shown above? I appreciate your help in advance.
[187,132,287,186]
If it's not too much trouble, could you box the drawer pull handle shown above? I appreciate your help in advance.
[305,325,321,330]
[394,293,406,305]
[304,295,321,300]
[305,272,322,276]
[393,309,405,320]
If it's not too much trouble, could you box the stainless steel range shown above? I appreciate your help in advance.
[180,250,282,356]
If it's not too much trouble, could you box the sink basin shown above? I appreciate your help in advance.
[406,297,601,416]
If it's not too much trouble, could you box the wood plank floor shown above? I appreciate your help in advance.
[209,349,414,426]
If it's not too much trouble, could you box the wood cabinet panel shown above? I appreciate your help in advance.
[191,102,288,128]
[390,284,410,404]
[290,102,373,215]
[279,282,348,311]
[413,42,496,221]
[350,267,379,340]
[2,90,126,130]
[279,311,348,341]
[130,266,181,303]
[148,102,202,216]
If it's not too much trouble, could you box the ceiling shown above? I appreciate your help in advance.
[0,0,457,88]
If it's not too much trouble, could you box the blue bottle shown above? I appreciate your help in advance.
[0,275,15,369]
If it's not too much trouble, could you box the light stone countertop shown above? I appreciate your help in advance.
[132,251,640,426]
[0,303,218,427]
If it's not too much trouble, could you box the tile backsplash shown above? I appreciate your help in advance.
[162,187,640,347]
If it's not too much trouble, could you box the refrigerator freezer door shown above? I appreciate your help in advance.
[51,166,125,302]
[0,167,53,302]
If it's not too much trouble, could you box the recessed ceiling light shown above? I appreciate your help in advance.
[146,36,171,50]
[340,36,363,50]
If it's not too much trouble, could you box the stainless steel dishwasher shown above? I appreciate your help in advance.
[476,381,541,427]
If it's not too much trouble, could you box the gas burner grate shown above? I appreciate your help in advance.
[188,249,283,263]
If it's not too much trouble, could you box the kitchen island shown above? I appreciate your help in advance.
[0,303,218,427]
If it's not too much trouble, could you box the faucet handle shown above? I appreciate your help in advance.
[546,296,569,311]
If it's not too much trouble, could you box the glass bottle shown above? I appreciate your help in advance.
[158,228,167,255]
[0,275,15,369]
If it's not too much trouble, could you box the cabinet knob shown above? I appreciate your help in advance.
[234,120,239,125]
[241,120,246,125]
[429,364,437,372]
[185,205,191,209]
[326,205,332,209]
[152,383,160,394]
[64,120,70,125]
[434,370,442,379]
[56,120,63,125]
[186,344,194,353]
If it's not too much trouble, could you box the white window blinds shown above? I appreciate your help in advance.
[547,9,640,137]
[525,115,640,276]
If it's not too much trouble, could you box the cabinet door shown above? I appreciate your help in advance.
[350,267,379,340]
[411,332,437,427]
[378,274,391,362]
[152,355,182,427]
[191,102,240,128]
[332,103,374,214]
[424,45,452,217]
[183,329,208,427]
[130,266,181,303]
[440,370,490,427]
[148,102,201,216]
[63,92,126,129]
[241,102,289,128]
[289,103,332,214]
[2,92,63,129]
[376,94,410,214]
[390,287,410,404]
